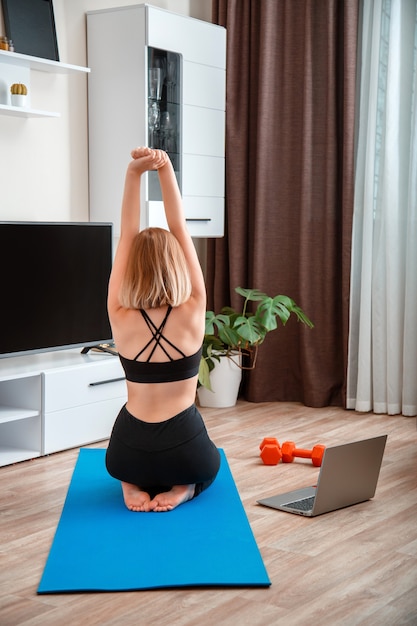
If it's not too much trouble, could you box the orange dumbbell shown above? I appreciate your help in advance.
[281,441,326,467]
[259,437,282,465]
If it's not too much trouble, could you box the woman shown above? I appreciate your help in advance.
[105,147,220,512]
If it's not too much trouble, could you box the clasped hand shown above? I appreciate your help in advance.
[129,146,169,174]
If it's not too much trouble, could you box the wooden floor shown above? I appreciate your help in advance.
[1,401,416,626]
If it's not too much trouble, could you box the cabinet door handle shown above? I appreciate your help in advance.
[186,218,212,222]
[89,377,125,387]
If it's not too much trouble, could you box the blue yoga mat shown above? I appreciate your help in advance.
[38,448,270,592]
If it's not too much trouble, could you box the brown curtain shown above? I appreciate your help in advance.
[209,0,359,407]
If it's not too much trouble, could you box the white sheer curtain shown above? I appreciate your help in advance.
[347,0,417,416]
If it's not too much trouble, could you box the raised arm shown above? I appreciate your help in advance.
[156,154,206,304]
[120,147,166,238]
[108,148,166,316]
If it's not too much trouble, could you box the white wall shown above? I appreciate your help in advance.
[0,1,211,223]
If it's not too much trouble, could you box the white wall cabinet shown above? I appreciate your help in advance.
[87,4,226,237]
[0,350,126,467]
[0,49,89,118]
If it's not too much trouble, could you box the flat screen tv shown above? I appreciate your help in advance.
[0,222,113,358]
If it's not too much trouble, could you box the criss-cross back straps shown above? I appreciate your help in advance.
[133,306,186,362]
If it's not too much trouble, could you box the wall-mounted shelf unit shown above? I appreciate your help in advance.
[0,49,90,118]
[87,4,226,238]
[0,49,90,73]
[0,102,60,118]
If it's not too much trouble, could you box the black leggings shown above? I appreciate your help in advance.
[105,403,220,498]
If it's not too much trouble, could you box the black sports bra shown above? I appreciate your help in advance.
[118,306,202,384]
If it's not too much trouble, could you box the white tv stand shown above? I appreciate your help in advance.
[0,349,126,467]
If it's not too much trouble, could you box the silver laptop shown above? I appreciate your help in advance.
[257,435,387,517]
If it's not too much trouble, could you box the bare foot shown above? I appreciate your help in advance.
[150,484,195,512]
[121,481,152,512]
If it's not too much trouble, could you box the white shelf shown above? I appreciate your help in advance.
[0,406,40,424]
[0,49,90,74]
[0,445,41,465]
[0,349,126,467]
[0,103,59,118]
[0,49,90,119]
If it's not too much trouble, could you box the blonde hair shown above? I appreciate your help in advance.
[119,227,192,309]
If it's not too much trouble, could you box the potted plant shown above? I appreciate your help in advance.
[10,83,28,107]
[197,287,314,407]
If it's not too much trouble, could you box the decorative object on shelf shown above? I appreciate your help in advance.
[148,65,162,141]
[197,287,314,407]
[10,82,27,106]
[0,36,9,50]
[1,0,59,61]
[166,51,177,102]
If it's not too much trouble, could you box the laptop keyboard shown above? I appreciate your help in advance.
[285,496,315,511]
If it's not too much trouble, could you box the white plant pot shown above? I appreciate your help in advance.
[197,352,242,408]
[11,94,27,107]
